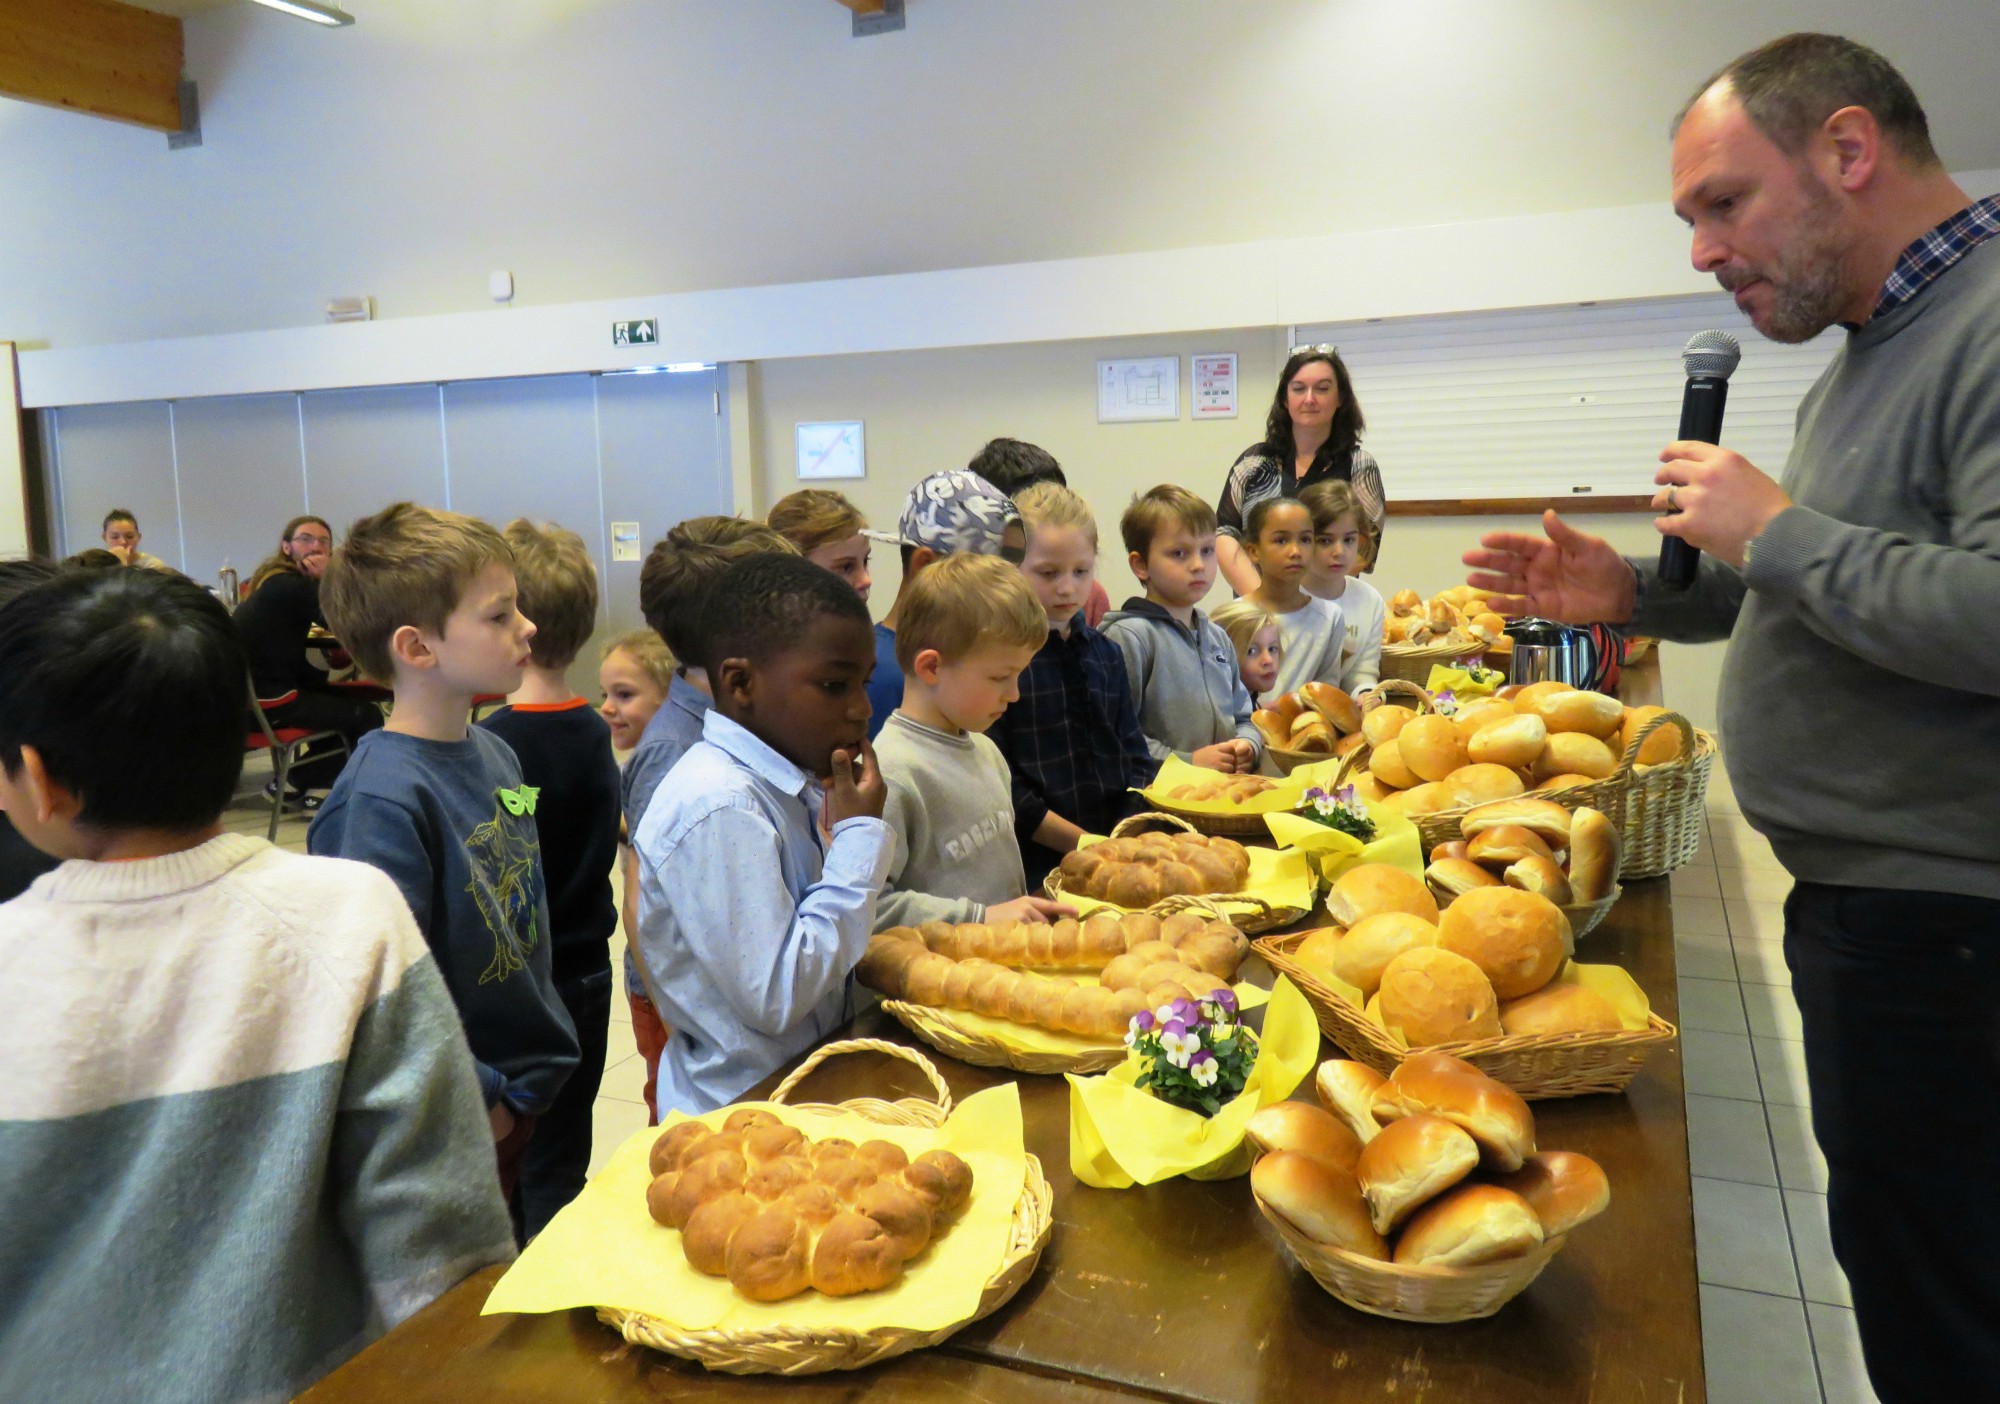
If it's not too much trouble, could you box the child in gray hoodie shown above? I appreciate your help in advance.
[1101,486,1263,771]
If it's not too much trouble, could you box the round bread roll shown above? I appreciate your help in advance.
[1499,982,1623,1036]
[1534,732,1618,782]
[1389,588,1424,617]
[1289,716,1336,754]
[1362,704,1417,750]
[1383,781,1455,817]
[1327,863,1440,927]
[1314,1059,1388,1144]
[1445,762,1526,808]
[1335,730,1368,759]
[1274,692,1306,725]
[1368,736,1420,790]
[1460,797,1573,846]
[1490,1150,1611,1237]
[1620,705,1687,766]
[1376,947,1502,1046]
[1466,713,1548,769]
[1329,911,1440,998]
[1292,927,1347,985]
[1347,771,1395,804]
[1354,1114,1481,1234]
[1503,854,1573,906]
[1511,680,1575,708]
[1526,688,1625,739]
[1450,698,1516,744]
[1244,1101,1363,1175]
[1252,710,1292,749]
[1532,772,1598,793]
[1398,715,1468,784]
[1437,885,1573,1000]
[1301,681,1361,734]
[1465,824,1556,868]
[1250,1150,1390,1261]
[1392,1184,1545,1267]
[1566,806,1621,904]
[1425,857,1502,904]
[1430,840,1471,863]
[1371,1050,1536,1171]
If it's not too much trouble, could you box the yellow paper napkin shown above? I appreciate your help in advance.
[1136,755,1309,815]
[482,1084,1028,1334]
[1264,806,1425,886]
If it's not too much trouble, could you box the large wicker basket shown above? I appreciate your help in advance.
[877,1000,1129,1076]
[597,1040,1054,1374]
[1139,789,1285,837]
[1254,1186,1566,1323]
[1379,636,1486,685]
[1618,721,1718,879]
[1252,930,1676,1099]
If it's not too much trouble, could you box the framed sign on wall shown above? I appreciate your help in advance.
[796,420,866,480]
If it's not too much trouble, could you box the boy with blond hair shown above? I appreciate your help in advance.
[1102,486,1261,772]
[310,503,579,1206]
[986,482,1154,887]
[477,520,620,1237]
[874,552,1072,929]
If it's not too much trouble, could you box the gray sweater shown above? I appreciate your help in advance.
[874,711,1028,928]
[1631,234,2000,900]
[1101,598,1263,762]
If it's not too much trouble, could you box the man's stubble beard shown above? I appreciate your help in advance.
[1748,172,1857,344]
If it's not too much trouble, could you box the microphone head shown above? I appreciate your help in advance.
[1683,329,1742,381]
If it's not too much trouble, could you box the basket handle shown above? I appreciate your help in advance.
[1110,810,1198,838]
[1612,708,1697,776]
[769,1037,954,1114]
[1360,677,1433,715]
[1144,893,1237,921]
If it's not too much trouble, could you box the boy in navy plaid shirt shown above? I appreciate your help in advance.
[986,482,1153,887]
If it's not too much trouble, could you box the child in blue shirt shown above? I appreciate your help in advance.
[309,503,579,1206]
[632,552,890,1115]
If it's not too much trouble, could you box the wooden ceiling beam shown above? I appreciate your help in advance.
[0,0,184,133]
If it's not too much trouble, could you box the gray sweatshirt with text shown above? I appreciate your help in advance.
[873,711,1029,929]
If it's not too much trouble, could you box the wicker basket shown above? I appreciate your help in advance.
[597,1040,1054,1375]
[1139,789,1285,837]
[1618,721,1718,879]
[1264,738,1358,776]
[1045,816,1303,934]
[1379,637,1487,685]
[877,999,1129,1076]
[1254,1189,1566,1323]
[1252,930,1676,1099]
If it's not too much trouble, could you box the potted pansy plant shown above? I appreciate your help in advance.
[1124,989,1258,1119]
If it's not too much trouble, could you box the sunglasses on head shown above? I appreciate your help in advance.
[1289,343,1339,359]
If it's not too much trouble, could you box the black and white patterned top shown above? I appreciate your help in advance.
[1214,441,1385,541]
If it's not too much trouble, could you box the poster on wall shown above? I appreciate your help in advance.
[796,421,866,480]
[1191,353,1237,420]
[1096,357,1179,423]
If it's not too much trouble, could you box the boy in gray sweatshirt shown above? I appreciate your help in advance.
[1102,486,1262,771]
[872,554,1075,930]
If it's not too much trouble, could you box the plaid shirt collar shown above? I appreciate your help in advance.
[1869,192,2000,320]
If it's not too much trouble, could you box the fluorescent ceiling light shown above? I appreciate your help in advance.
[250,0,355,25]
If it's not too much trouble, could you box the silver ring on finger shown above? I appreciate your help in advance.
[1666,485,1680,512]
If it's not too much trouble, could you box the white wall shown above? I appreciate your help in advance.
[0,347,26,556]
[3,0,1998,351]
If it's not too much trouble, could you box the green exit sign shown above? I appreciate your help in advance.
[612,319,658,346]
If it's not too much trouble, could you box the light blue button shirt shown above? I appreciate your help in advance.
[632,710,893,1116]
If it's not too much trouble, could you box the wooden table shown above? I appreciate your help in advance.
[303,873,1701,1403]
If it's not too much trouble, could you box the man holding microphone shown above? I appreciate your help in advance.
[1465,33,2000,1400]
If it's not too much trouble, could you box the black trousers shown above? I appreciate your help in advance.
[512,965,612,1241]
[1784,882,2000,1401]
[261,686,384,789]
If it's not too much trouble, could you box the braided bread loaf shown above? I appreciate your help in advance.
[857,910,1249,1040]
[1057,832,1252,907]
[645,1108,975,1302]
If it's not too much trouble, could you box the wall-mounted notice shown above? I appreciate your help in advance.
[1191,353,1238,420]
[1097,356,1179,423]
[796,421,866,480]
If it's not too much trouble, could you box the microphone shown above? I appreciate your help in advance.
[1657,329,1742,590]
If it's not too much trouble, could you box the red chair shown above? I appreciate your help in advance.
[246,683,351,843]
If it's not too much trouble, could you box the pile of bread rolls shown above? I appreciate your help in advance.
[1251,681,1367,758]
[1384,587,1510,653]
[1425,801,1621,912]
[1348,682,1689,819]
[1291,858,1626,1043]
[1160,773,1279,806]
[859,910,1250,1041]
[1248,1053,1609,1269]
[1057,831,1252,906]
[644,1107,975,1302]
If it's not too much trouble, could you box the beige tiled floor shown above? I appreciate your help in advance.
[233,754,1884,1403]
[1676,768,1880,1404]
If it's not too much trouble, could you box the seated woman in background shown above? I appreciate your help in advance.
[1214,347,1386,597]
[230,514,381,803]
[99,508,172,571]
[768,488,872,601]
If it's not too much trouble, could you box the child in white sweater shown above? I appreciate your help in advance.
[1239,496,1347,697]
[1301,480,1386,693]
[0,568,510,1404]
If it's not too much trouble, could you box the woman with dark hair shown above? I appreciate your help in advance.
[1214,346,1386,597]
[230,514,380,803]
